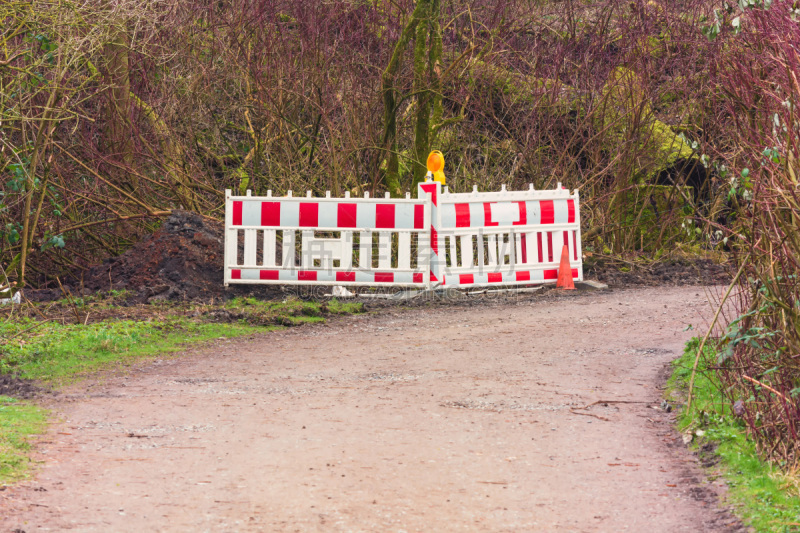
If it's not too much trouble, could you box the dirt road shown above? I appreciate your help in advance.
[2,286,745,532]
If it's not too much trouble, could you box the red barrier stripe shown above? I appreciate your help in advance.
[459,274,474,284]
[430,271,438,282]
[414,204,424,229]
[299,203,319,227]
[231,269,241,279]
[336,271,355,282]
[516,271,531,282]
[420,183,438,206]
[454,203,471,228]
[337,203,357,228]
[376,204,395,228]
[260,270,279,280]
[571,268,578,278]
[261,202,280,226]
[514,201,527,225]
[544,269,558,280]
[573,230,578,260]
[483,203,498,226]
[375,272,394,283]
[413,272,423,283]
[520,234,528,263]
[298,270,317,281]
[431,227,438,254]
[563,231,569,248]
[541,200,554,224]
[537,233,543,263]
[567,199,575,223]
[232,201,243,226]
[547,232,554,262]
[487,273,502,283]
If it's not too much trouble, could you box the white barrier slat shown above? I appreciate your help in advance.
[448,235,457,268]
[282,230,295,268]
[477,233,485,269]
[398,232,411,270]
[487,235,498,266]
[460,235,473,268]
[225,229,238,272]
[244,229,257,266]
[378,232,392,269]
[359,231,372,269]
[525,231,535,265]
[341,232,354,269]
[540,231,548,265]
[264,230,276,266]
[301,231,313,268]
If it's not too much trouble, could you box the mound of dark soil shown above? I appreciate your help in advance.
[76,211,226,301]
[0,374,44,399]
[587,258,731,287]
[63,211,283,303]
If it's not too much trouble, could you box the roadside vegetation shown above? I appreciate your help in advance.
[1,292,363,383]
[670,340,800,532]
[0,396,47,484]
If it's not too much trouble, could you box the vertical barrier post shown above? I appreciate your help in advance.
[223,189,233,286]
[417,179,442,288]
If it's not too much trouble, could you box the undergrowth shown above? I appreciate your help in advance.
[670,338,800,532]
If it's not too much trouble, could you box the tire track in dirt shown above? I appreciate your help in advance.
[2,286,746,532]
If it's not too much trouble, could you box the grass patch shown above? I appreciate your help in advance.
[669,338,800,532]
[223,296,362,324]
[1,296,363,384]
[0,396,47,484]
[326,299,364,314]
[0,318,263,384]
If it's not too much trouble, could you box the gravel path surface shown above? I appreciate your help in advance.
[2,286,746,532]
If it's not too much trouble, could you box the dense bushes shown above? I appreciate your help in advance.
[708,0,800,468]
[2,0,729,288]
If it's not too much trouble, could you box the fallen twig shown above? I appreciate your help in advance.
[569,409,610,421]
[579,400,650,410]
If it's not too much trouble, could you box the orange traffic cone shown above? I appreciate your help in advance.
[556,245,575,290]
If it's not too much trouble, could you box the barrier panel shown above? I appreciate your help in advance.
[224,190,431,287]
[419,181,582,288]
[224,181,582,289]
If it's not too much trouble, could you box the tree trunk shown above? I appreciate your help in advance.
[412,0,431,186]
[380,1,425,196]
[103,25,134,184]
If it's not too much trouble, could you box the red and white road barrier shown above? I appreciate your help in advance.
[224,182,582,289]
[429,182,582,288]
[224,190,431,286]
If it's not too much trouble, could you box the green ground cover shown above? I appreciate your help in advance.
[0,396,48,484]
[670,339,800,532]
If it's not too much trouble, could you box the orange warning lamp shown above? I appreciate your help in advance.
[426,150,446,185]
